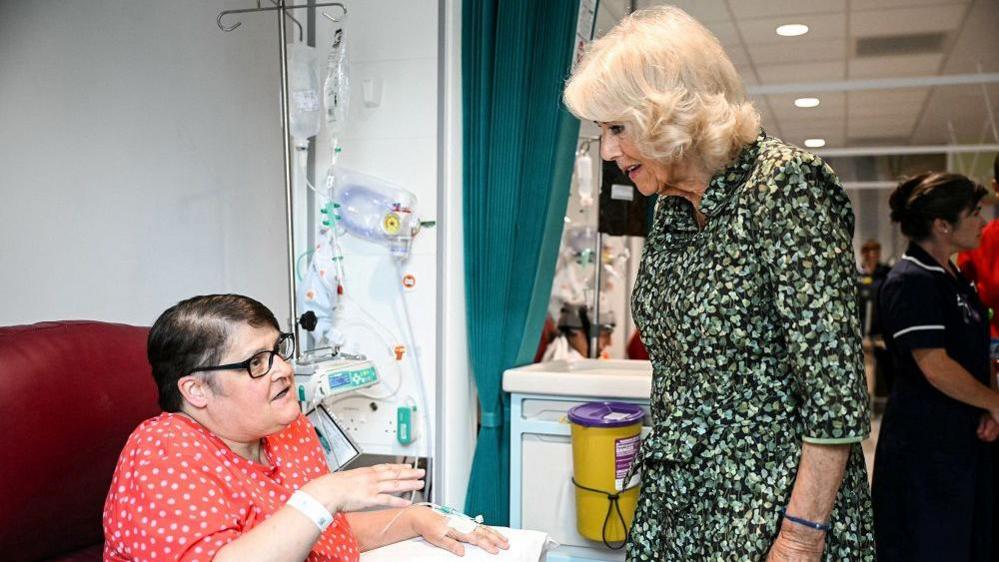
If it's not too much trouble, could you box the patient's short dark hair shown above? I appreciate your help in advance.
[148,294,279,412]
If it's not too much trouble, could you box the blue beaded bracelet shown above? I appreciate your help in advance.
[779,508,831,532]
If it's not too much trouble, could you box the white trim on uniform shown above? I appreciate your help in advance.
[901,254,946,274]
[893,324,946,338]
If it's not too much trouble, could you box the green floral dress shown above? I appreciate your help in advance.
[627,132,875,561]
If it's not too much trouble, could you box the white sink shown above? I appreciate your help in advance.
[502,359,653,399]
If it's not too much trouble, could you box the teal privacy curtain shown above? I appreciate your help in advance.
[462,0,581,525]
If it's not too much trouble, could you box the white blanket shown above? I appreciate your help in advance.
[360,527,551,562]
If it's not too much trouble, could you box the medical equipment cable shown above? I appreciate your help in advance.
[295,249,315,282]
[393,260,435,490]
[375,501,483,542]
[329,316,404,400]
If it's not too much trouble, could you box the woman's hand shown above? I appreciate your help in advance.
[977,412,999,442]
[765,521,825,562]
[409,507,510,556]
[301,463,425,513]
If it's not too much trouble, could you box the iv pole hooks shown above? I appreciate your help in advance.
[215,0,348,362]
[217,2,347,33]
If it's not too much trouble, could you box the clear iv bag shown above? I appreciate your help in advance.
[324,27,350,135]
[289,43,322,146]
[332,168,421,259]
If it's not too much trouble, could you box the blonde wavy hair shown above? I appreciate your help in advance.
[564,6,760,173]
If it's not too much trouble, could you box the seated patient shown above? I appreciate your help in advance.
[104,294,508,562]
[541,304,614,361]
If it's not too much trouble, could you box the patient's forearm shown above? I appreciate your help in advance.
[346,508,419,551]
[213,505,319,562]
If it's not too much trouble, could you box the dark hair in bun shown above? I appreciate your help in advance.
[888,172,988,241]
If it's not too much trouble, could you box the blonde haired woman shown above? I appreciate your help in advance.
[564,7,874,561]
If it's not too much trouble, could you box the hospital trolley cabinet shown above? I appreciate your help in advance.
[504,359,652,562]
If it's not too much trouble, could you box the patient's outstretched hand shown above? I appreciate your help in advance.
[411,507,510,557]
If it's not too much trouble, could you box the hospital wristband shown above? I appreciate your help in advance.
[779,508,831,532]
[287,490,334,532]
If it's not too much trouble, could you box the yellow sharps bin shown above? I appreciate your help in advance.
[568,401,643,547]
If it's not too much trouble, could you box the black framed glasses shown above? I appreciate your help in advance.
[187,333,295,379]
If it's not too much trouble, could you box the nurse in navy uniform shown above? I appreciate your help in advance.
[874,172,999,561]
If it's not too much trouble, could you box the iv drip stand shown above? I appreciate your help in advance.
[216,1,347,363]
[590,231,602,359]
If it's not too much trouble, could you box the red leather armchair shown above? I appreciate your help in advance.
[0,321,160,562]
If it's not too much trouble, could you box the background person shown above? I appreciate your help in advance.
[541,304,614,361]
[954,156,999,562]
[957,154,999,338]
[563,6,873,561]
[857,239,894,412]
[103,294,508,562]
[873,173,999,561]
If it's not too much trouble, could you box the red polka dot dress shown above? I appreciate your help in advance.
[103,413,359,562]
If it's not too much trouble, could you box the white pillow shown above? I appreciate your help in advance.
[360,527,552,562]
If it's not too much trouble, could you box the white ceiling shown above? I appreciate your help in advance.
[594,0,999,149]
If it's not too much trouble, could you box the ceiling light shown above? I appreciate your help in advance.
[794,97,821,108]
[804,138,826,148]
[776,24,809,37]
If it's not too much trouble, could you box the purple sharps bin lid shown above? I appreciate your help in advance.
[567,401,644,428]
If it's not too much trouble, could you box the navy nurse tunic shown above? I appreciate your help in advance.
[873,242,993,561]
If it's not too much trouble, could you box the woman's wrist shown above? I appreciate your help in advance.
[287,490,335,532]
[779,507,831,532]
[300,480,341,514]
[779,517,827,546]
[405,505,437,538]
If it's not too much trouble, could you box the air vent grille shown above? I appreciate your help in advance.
[855,32,946,57]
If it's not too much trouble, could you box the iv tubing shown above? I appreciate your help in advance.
[394,260,435,491]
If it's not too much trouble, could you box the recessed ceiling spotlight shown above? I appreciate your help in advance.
[776,23,809,37]
[794,97,821,108]
[804,138,826,148]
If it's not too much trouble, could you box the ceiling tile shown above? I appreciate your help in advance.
[590,0,992,153]
[848,89,931,117]
[756,60,846,83]
[785,132,847,148]
[746,38,845,65]
[736,66,760,86]
[910,83,999,144]
[725,45,751,67]
[936,0,999,74]
[777,117,847,146]
[850,4,967,37]
[703,21,740,46]
[778,116,848,135]
[766,92,847,119]
[848,53,945,78]
[851,0,969,12]
[736,12,846,44]
[729,0,846,20]
[639,0,733,23]
[848,114,919,137]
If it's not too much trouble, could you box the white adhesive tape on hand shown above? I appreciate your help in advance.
[446,515,478,535]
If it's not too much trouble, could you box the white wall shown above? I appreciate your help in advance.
[0,0,475,506]
[0,1,289,326]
